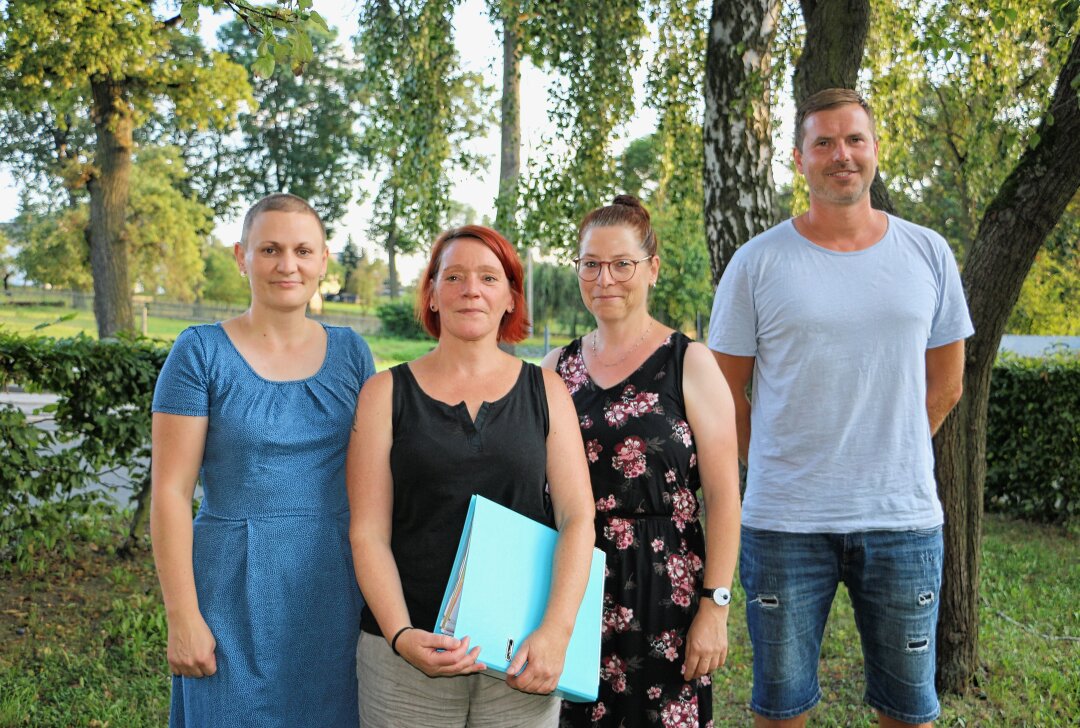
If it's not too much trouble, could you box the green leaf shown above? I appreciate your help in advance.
[308,10,329,33]
[273,38,293,62]
[179,2,199,24]
[252,56,276,79]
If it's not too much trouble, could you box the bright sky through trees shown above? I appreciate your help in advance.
[0,0,661,285]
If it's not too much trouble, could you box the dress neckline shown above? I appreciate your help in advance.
[215,321,332,384]
[401,360,527,427]
[579,333,675,393]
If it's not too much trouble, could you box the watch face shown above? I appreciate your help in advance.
[712,588,731,606]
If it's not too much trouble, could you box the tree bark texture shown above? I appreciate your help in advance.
[495,6,521,242]
[791,0,867,102]
[934,32,1080,693]
[87,79,134,338]
[703,0,780,285]
[791,0,893,212]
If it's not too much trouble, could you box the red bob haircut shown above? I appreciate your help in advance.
[417,225,530,344]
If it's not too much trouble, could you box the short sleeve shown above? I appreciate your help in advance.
[153,327,210,416]
[350,330,377,390]
[927,237,975,349]
[707,251,759,356]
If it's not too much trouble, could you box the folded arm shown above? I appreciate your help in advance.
[926,340,965,434]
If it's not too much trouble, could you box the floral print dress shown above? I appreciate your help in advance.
[557,333,713,728]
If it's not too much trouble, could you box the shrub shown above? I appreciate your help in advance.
[985,352,1080,523]
[0,330,168,553]
[376,299,426,339]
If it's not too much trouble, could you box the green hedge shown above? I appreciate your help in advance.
[1,331,1076,555]
[0,330,169,553]
[985,353,1080,523]
[376,299,427,339]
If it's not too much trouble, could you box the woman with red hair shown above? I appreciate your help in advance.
[347,225,596,727]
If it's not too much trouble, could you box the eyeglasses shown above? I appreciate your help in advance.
[573,256,653,282]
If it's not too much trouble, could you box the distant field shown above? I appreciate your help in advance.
[0,305,193,341]
[0,304,569,367]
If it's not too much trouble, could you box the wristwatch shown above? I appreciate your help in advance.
[700,586,732,607]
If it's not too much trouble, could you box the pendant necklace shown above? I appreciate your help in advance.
[591,321,654,368]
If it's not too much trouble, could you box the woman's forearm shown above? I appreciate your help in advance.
[539,513,595,637]
[151,487,201,619]
[351,532,413,638]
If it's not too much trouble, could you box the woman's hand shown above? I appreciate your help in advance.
[167,611,218,678]
[682,601,729,682]
[396,629,486,678]
[505,623,571,695]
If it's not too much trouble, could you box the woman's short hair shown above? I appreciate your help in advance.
[578,194,658,257]
[417,225,530,343]
[240,193,326,248]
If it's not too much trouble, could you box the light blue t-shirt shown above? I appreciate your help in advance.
[708,215,974,532]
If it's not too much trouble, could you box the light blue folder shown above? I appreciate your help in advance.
[435,494,606,703]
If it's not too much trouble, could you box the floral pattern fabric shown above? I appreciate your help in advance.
[557,333,713,728]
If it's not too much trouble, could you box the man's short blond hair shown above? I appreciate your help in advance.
[794,88,876,150]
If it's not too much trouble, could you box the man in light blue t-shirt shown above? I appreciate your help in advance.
[709,89,973,728]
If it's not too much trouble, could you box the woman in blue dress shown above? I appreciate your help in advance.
[151,193,376,727]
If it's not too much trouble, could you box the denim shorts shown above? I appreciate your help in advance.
[740,525,943,724]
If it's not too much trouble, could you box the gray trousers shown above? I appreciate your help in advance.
[357,631,561,728]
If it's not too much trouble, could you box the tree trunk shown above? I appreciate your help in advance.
[934,31,1080,694]
[790,0,893,212]
[387,234,399,300]
[703,0,780,284]
[87,78,134,338]
[495,4,521,242]
[386,185,401,299]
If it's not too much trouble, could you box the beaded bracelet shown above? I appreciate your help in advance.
[390,625,416,656]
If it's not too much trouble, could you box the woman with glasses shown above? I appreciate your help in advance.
[542,195,741,727]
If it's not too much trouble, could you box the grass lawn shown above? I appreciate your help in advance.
[0,304,570,368]
[0,305,193,341]
[0,513,1075,726]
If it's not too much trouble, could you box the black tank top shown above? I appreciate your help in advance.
[359,361,553,637]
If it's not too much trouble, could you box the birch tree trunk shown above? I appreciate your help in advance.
[703,0,780,284]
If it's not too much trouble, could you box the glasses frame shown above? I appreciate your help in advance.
[572,255,654,282]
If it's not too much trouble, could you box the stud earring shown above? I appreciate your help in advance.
[430,304,437,312]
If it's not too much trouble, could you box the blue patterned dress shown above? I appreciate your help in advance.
[153,323,375,728]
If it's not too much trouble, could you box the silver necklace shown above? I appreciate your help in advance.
[590,321,654,368]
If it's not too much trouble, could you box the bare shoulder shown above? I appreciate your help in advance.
[541,366,576,415]
[684,340,722,377]
[358,368,393,404]
[539,346,565,370]
[540,365,569,394]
